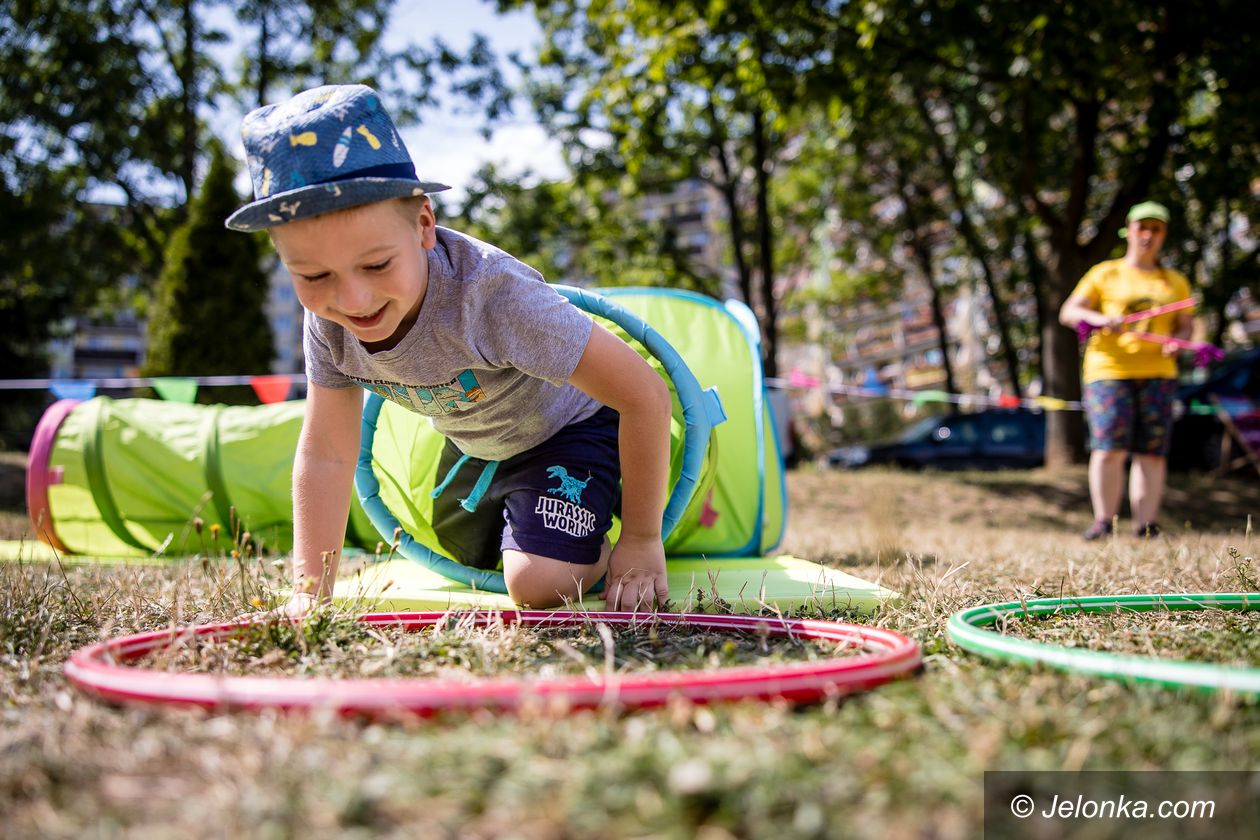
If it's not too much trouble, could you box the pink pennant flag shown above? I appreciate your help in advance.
[788,368,821,389]
[250,374,293,404]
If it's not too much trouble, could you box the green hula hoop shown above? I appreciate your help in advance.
[947,593,1260,696]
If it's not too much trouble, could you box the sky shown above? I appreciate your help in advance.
[384,2,570,201]
[213,1,569,205]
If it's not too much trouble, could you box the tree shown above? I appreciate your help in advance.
[775,111,965,399]
[233,0,512,122]
[451,163,723,294]
[1165,47,1260,346]
[1,0,512,404]
[851,0,1260,464]
[503,0,844,377]
[1,1,176,370]
[144,144,272,402]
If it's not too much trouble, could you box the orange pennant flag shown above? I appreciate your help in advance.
[250,374,292,404]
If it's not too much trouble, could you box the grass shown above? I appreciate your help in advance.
[1,464,1259,838]
[144,613,849,680]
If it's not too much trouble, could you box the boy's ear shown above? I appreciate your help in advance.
[418,196,438,248]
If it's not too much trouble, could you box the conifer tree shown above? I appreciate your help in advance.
[145,144,273,403]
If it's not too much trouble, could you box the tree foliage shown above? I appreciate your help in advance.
[144,144,272,402]
[0,0,511,397]
[450,164,722,293]
[496,0,1258,462]
[500,0,846,377]
[846,0,1260,463]
[5,0,1258,464]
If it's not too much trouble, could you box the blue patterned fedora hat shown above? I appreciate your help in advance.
[225,84,449,232]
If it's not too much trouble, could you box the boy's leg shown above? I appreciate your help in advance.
[502,538,610,608]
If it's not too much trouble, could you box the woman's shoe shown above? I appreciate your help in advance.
[1082,520,1113,541]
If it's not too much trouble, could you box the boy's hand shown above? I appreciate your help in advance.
[260,591,323,620]
[234,591,323,623]
[604,535,669,612]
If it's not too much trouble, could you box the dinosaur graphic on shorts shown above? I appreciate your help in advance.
[546,466,590,505]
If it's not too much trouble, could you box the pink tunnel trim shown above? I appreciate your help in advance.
[26,398,81,552]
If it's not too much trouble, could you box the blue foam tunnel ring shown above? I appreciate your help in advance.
[355,285,725,595]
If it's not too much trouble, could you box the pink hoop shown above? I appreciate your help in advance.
[65,611,921,717]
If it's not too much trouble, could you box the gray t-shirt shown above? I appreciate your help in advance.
[304,227,599,461]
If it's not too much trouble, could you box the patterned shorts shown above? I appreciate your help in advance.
[1083,378,1178,456]
[430,406,621,568]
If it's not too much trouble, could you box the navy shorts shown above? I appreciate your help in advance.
[430,406,621,569]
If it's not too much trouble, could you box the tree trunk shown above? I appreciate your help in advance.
[983,266,1023,398]
[706,101,752,307]
[895,166,958,396]
[1022,227,1047,382]
[752,106,778,378]
[914,90,1021,397]
[917,240,958,397]
[258,9,271,108]
[179,0,198,207]
[1042,248,1090,466]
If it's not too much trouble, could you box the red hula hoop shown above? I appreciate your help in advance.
[65,611,921,718]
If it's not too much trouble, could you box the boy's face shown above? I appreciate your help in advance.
[271,199,437,352]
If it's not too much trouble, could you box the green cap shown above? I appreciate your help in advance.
[1119,200,1170,238]
[1126,200,1170,224]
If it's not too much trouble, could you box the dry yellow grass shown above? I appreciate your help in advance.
[1,464,1257,839]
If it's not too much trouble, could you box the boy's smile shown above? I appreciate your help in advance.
[271,198,438,353]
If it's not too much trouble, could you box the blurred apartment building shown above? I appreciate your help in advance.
[637,178,732,289]
[635,180,1010,403]
[49,315,147,381]
[49,260,305,383]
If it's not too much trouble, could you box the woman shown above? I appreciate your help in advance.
[1058,201,1195,540]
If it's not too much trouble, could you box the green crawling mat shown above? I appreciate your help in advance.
[331,555,897,615]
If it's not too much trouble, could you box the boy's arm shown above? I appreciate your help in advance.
[284,381,364,615]
[568,324,673,611]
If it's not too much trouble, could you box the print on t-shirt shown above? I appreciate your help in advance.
[356,369,485,416]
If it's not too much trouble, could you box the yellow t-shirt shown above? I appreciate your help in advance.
[1071,259,1193,383]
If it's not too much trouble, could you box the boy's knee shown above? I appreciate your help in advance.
[502,549,605,608]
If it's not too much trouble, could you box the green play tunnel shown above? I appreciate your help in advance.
[26,397,379,557]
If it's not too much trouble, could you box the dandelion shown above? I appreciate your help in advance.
[249,596,264,608]
[231,550,240,559]
[210,523,221,540]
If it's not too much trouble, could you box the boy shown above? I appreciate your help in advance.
[225,84,672,612]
